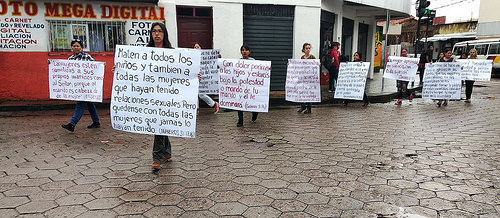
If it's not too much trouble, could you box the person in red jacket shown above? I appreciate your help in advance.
[328,42,340,92]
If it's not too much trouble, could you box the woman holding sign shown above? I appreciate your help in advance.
[61,39,100,132]
[395,49,413,105]
[464,49,478,103]
[147,22,174,170]
[194,42,220,113]
[237,45,259,127]
[297,43,316,114]
[343,52,370,107]
[436,49,456,107]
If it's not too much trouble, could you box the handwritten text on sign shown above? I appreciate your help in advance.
[334,62,371,100]
[48,59,105,102]
[422,62,462,100]
[383,56,419,81]
[456,59,493,81]
[285,59,321,102]
[111,45,200,138]
[198,49,220,94]
[218,59,271,112]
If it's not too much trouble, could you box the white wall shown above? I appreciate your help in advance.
[212,3,243,58]
[293,6,321,59]
[344,0,411,15]
[478,0,500,23]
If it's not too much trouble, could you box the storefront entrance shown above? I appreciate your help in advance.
[176,6,213,48]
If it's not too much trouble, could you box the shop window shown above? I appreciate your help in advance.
[49,20,125,52]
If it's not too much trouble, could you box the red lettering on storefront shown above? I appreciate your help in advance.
[0,0,7,15]
[83,4,96,18]
[44,2,60,17]
[120,6,130,19]
[147,6,158,20]
[100,4,111,19]
[73,4,83,17]
[9,0,22,16]
[24,2,37,16]
[61,3,71,18]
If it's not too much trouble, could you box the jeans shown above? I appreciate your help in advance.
[300,103,312,110]
[397,81,411,99]
[199,94,215,107]
[329,66,339,90]
[465,80,475,99]
[153,135,171,163]
[69,101,99,126]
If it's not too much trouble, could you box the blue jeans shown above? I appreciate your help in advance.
[69,101,100,126]
[300,103,312,110]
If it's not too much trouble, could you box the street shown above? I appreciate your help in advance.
[0,79,499,217]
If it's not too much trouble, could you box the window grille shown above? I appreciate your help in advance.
[48,20,125,52]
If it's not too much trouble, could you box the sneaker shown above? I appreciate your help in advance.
[213,102,219,114]
[464,99,471,103]
[443,101,448,106]
[297,107,306,113]
[303,109,311,114]
[409,94,413,102]
[395,99,402,105]
[437,101,442,107]
[237,122,243,127]
[87,122,100,128]
[61,123,75,132]
[151,162,161,170]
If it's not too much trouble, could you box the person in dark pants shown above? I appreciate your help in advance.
[237,45,258,127]
[419,45,433,85]
[328,42,340,92]
[343,52,370,107]
[464,48,478,103]
[61,39,100,132]
[436,49,456,107]
[297,43,316,114]
[395,48,413,105]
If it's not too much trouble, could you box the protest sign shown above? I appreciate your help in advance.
[111,45,200,138]
[285,59,321,103]
[334,62,370,100]
[383,56,419,81]
[218,59,271,112]
[456,59,492,81]
[422,62,462,100]
[199,49,220,94]
[49,59,105,102]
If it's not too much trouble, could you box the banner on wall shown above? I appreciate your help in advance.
[285,59,321,103]
[48,59,105,102]
[218,59,271,112]
[111,45,200,138]
[0,0,164,51]
[422,62,462,100]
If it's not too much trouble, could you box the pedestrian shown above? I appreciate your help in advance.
[464,48,477,103]
[193,42,219,114]
[438,52,444,61]
[147,22,174,170]
[343,52,370,106]
[327,42,340,92]
[237,45,258,127]
[419,45,433,85]
[297,43,316,114]
[436,48,456,107]
[395,48,413,105]
[460,53,468,59]
[60,39,100,132]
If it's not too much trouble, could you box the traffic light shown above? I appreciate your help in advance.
[417,0,431,17]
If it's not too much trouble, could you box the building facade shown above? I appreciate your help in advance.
[477,0,500,39]
[0,0,411,100]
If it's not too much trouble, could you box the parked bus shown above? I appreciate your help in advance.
[452,38,500,74]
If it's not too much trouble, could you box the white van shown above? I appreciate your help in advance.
[452,38,500,73]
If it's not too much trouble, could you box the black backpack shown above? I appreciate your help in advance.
[322,51,333,70]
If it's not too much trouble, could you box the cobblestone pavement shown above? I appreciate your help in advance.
[1,80,499,217]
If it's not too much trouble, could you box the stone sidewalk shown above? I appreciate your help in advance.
[0,79,499,217]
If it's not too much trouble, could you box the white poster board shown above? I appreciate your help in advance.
[456,59,493,81]
[199,49,220,94]
[422,62,462,100]
[334,62,370,100]
[285,59,321,103]
[111,45,200,138]
[48,59,105,102]
[218,59,271,112]
[383,56,419,81]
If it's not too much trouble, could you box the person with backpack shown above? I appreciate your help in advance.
[324,42,340,92]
